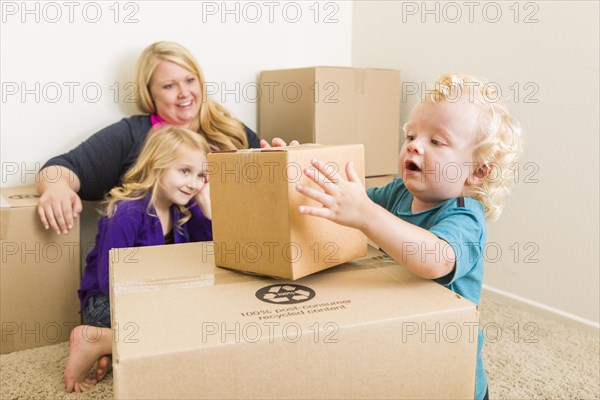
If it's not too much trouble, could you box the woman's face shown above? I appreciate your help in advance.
[149,61,202,129]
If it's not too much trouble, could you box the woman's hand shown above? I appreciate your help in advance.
[295,159,373,231]
[36,166,82,235]
[259,138,300,148]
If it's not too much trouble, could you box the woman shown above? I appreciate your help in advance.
[36,41,291,235]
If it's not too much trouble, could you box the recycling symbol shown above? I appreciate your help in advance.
[256,284,316,304]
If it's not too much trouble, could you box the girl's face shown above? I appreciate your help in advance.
[149,61,202,129]
[155,149,207,210]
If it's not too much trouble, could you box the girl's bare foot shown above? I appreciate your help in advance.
[64,325,112,392]
[94,355,113,382]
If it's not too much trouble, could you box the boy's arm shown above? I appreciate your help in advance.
[361,205,455,279]
[296,159,455,280]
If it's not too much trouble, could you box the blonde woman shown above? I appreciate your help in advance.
[63,126,212,392]
[296,74,522,400]
[36,41,291,235]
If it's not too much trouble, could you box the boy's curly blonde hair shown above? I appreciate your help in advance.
[431,74,523,221]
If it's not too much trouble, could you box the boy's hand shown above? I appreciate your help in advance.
[296,159,373,230]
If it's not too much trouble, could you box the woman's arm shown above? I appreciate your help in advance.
[36,116,151,233]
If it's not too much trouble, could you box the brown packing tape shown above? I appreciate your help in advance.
[112,275,216,294]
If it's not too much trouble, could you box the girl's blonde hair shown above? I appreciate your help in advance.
[134,41,248,150]
[429,74,523,221]
[104,126,210,230]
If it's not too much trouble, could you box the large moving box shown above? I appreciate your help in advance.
[258,67,401,177]
[208,144,368,280]
[111,242,479,399]
[0,186,81,353]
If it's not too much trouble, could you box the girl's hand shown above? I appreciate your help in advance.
[295,159,373,230]
[194,178,211,220]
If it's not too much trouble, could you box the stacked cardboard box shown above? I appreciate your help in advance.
[0,186,81,353]
[208,144,368,280]
[366,174,396,190]
[110,242,479,399]
[258,67,401,179]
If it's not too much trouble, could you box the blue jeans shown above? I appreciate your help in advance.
[82,294,111,328]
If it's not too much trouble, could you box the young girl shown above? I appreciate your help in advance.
[64,125,212,392]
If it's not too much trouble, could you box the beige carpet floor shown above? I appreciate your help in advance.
[1,294,599,399]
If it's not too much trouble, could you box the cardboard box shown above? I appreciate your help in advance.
[110,242,479,399]
[0,186,81,354]
[208,144,368,280]
[365,174,397,189]
[258,67,401,177]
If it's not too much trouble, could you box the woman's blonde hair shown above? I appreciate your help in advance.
[135,41,248,150]
[428,74,523,221]
[104,126,210,230]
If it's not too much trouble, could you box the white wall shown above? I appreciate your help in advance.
[2,1,599,328]
[353,1,599,325]
[1,0,353,187]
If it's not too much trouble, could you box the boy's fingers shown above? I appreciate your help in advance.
[345,161,361,183]
[307,160,343,190]
[296,184,330,207]
[316,159,344,184]
[299,205,331,219]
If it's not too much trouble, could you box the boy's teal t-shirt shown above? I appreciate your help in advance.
[367,178,488,400]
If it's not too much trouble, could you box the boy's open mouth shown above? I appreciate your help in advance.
[405,160,421,172]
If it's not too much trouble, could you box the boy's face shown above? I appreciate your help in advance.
[400,98,482,208]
